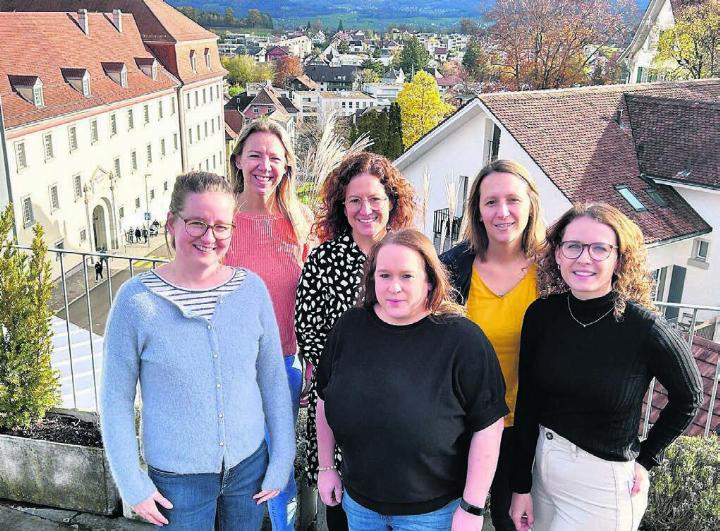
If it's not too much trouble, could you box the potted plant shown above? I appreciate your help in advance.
[0,205,120,515]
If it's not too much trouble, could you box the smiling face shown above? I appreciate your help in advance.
[166,191,235,271]
[555,216,619,300]
[478,171,532,249]
[344,172,392,244]
[373,244,431,326]
[235,131,288,199]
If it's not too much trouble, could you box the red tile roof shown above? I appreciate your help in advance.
[224,109,244,138]
[0,0,217,43]
[478,80,717,244]
[0,12,177,129]
[643,334,719,437]
[626,94,720,190]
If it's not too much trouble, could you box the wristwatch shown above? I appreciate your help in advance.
[460,498,487,516]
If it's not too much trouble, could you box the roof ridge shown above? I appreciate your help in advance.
[626,93,720,108]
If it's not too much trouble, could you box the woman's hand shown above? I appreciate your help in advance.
[451,506,484,530]
[318,469,343,506]
[631,462,649,496]
[132,491,173,526]
[254,489,280,504]
[510,492,534,531]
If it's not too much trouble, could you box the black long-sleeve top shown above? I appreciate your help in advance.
[511,292,703,494]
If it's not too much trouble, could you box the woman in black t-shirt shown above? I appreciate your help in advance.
[509,203,703,531]
[316,229,508,530]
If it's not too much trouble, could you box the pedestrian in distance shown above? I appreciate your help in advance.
[294,152,415,531]
[143,227,149,244]
[128,228,134,244]
[135,227,142,243]
[100,171,295,530]
[441,159,546,531]
[225,119,314,531]
[316,229,507,531]
[94,259,103,281]
[509,203,703,531]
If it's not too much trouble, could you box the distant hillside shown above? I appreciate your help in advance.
[168,1,651,30]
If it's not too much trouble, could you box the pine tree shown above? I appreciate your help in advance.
[387,103,404,159]
[0,205,59,429]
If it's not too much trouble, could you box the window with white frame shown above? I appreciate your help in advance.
[119,206,125,219]
[80,229,87,242]
[15,141,27,170]
[173,133,179,150]
[164,180,168,191]
[692,239,710,262]
[171,96,176,115]
[203,88,207,104]
[68,126,78,152]
[190,50,197,73]
[204,121,208,138]
[21,196,34,227]
[120,69,128,87]
[114,157,121,178]
[195,91,199,107]
[146,143,153,164]
[135,197,141,209]
[90,119,99,144]
[150,189,156,200]
[189,128,193,144]
[205,48,211,69]
[49,184,60,212]
[616,185,646,211]
[143,104,150,125]
[196,125,200,139]
[43,133,54,161]
[131,150,138,172]
[211,119,215,134]
[82,76,91,96]
[186,93,191,109]
[73,174,82,200]
[158,100,164,119]
[110,113,118,136]
[161,138,166,157]
[216,85,220,99]
[33,83,44,107]
[217,116,221,130]
[252,106,259,113]
[213,154,216,169]
[128,108,134,130]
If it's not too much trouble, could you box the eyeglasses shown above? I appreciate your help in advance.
[178,215,234,240]
[344,196,388,211]
[560,241,617,261]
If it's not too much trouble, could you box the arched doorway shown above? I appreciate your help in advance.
[92,204,108,251]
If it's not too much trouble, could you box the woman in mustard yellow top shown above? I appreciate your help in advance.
[441,159,545,531]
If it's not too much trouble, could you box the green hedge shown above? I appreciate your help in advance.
[642,435,720,531]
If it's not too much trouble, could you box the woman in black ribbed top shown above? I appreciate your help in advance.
[510,203,703,531]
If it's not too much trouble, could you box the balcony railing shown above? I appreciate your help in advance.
[433,208,462,253]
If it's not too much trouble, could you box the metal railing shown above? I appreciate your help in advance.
[14,245,168,412]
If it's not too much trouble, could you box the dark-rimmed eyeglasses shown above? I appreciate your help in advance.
[559,241,617,261]
[178,215,234,240]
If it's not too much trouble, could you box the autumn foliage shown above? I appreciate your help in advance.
[273,56,304,88]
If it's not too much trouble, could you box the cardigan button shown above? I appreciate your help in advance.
[546,432,554,440]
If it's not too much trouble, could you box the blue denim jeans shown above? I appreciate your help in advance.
[342,491,460,531]
[266,354,302,531]
[147,441,268,530]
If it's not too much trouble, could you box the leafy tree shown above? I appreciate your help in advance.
[222,55,262,86]
[387,103,404,160]
[396,71,455,149]
[0,205,59,429]
[346,104,404,160]
[357,69,381,85]
[394,36,430,75]
[482,0,637,90]
[273,56,304,87]
[459,18,481,36]
[462,39,497,82]
[361,58,384,77]
[337,41,350,54]
[653,0,720,79]
[224,7,234,26]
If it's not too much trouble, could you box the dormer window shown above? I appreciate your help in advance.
[205,48,212,69]
[190,50,197,73]
[9,76,44,108]
[102,62,128,88]
[136,58,158,81]
[61,68,91,97]
[616,185,647,211]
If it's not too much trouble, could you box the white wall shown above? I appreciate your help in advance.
[180,80,227,177]
[627,0,675,82]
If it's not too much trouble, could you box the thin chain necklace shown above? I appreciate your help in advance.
[566,294,614,328]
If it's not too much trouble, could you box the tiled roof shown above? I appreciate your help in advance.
[289,74,320,91]
[626,94,720,190]
[0,12,177,129]
[478,80,718,244]
[0,0,217,42]
[305,64,358,83]
[643,334,719,437]
[224,109,244,137]
[251,87,284,109]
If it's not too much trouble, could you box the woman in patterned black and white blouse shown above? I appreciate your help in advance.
[294,152,415,530]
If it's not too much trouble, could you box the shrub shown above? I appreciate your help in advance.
[641,435,720,531]
[0,205,59,429]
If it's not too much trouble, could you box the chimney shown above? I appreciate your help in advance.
[78,9,89,35]
[112,9,122,32]
[614,109,624,124]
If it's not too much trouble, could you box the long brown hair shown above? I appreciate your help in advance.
[462,159,545,261]
[230,119,309,245]
[314,152,416,242]
[360,229,465,318]
[539,202,656,318]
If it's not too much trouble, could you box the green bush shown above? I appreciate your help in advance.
[0,205,59,429]
[642,435,720,531]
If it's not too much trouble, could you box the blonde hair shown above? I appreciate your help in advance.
[462,159,545,261]
[359,229,465,319]
[230,119,310,246]
[165,171,235,252]
[539,202,656,318]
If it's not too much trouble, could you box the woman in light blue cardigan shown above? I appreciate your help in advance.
[101,172,295,529]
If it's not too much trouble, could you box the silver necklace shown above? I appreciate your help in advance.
[566,294,614,328]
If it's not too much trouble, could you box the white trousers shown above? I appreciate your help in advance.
[531,426,648,531]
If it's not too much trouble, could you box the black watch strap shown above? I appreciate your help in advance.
[460,498,487,516]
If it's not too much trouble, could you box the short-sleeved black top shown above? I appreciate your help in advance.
[317,307,509,515]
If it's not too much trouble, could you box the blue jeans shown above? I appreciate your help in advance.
[147,441,268,530]
[266,354,302,531]
[342,491,460,530]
